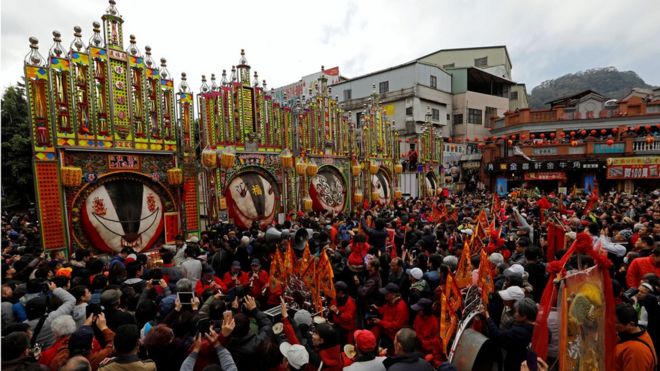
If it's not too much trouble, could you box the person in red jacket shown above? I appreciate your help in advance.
[195,266,227,297]
[372,283,409,353]
[626,247,660,288]
[411,298,444,367]
[247,258,270,301]
[222,261,249,292]
[328,281,357,344]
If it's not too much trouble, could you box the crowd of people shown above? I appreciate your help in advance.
[1,187,659,371]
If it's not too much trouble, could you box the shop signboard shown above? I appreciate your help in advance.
[524,172,567,181]
[606,156,660,179]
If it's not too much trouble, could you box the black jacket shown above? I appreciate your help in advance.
[486,318,534,371]
[361,218,388,252]
[383,353,435,371]
[225,309,273,371]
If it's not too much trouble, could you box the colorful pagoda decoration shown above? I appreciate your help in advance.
[23,0,199,253]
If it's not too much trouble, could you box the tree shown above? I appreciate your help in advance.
[2,80,35,207]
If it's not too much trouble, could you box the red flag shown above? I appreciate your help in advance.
[283,242,296,279]
[583,183,599,215]
[455,241,473,289]
[477,209,488,231]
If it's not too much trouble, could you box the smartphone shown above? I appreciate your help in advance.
[525,349,538,371]
[152,279,160,285]
[178,292,194,305]
[196,318,210,335]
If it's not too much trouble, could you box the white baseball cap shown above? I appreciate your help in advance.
[460,228,474,236]
[498,286,525,301]
[504,263,525,278]
[406,267,424,280]
[279,342,309,369]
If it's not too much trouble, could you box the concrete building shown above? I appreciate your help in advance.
[509,83,530,111]
[417,46,518,140]
[484,90,660,194]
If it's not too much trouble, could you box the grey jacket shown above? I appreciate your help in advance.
[180,346,237,371]
[27,287,76,348]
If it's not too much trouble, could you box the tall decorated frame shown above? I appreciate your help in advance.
[23,0,199,254]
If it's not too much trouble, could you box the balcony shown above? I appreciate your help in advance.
[633,137,660,154]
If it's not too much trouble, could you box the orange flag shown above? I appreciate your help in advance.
[439,291,458,354]
[317,249,336,299]
[474,223,486,243]
[477,249,494,305]
[283,242,296,279]
[455,241,473,289]
[445,272,463,312]
[477,209,488,231]
[298,243,312,276]
[269,247,284,294]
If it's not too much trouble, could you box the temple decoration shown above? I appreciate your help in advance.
[24,0,198,253]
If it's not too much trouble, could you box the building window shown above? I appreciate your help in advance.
[430,75,437,89]
[485,107,498,128]
[443,63,455,69]
[343,89,352,100]
[453,114,463,124]
[468,108,483,125]
[510,91,518,100]
[406,106,413,116]
[474,57,488,67]
[379,81,389,94]
[431,108,440,121]
[447,114,451,120]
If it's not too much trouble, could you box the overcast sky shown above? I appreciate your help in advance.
[2,0,659,95]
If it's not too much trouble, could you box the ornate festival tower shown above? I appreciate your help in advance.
[23,0,199,254]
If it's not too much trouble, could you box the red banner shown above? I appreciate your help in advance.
[606,164,659,179]
[524,172,566,181]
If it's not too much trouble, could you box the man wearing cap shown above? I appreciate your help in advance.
[344,329,386,371]
[495,285,525,330]
[194,265,226,298]
[247,258,269,302]
[101,288,136,332]
[373,283,409,352]
[406,267,429,305]
[223,261,249,292]
[329,281,357,344]
[280,342,310,371]
[411,298,442,365]
[99,324,156,371]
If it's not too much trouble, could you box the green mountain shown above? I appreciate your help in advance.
[528,67,655,108]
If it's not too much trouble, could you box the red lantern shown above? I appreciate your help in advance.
[483,136,489,141]
[478,143,485,148]
[590,129,597,136]
[447,138,452,143]
[559,131,565,138]
[540,133,545,139]
[612,127,618,134]
[601,129,607,135]
[507,139,513,145]
[414,139,418,143]
[464,137,470,142]
[571,140,578,147]
[474,137,479,142]
[581,130,587,136]
[455,138,462,143]
[502,135,508,140]
[647,136,655,144]
[645,125,651,131]
[570,131,576,137]
[606,139,614,146]
[521,134,527,140]
[635,125,640,131]
[530,134,536,139]
[510,134,516,140]
[405,138,410,143]
[550,132,556,138]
